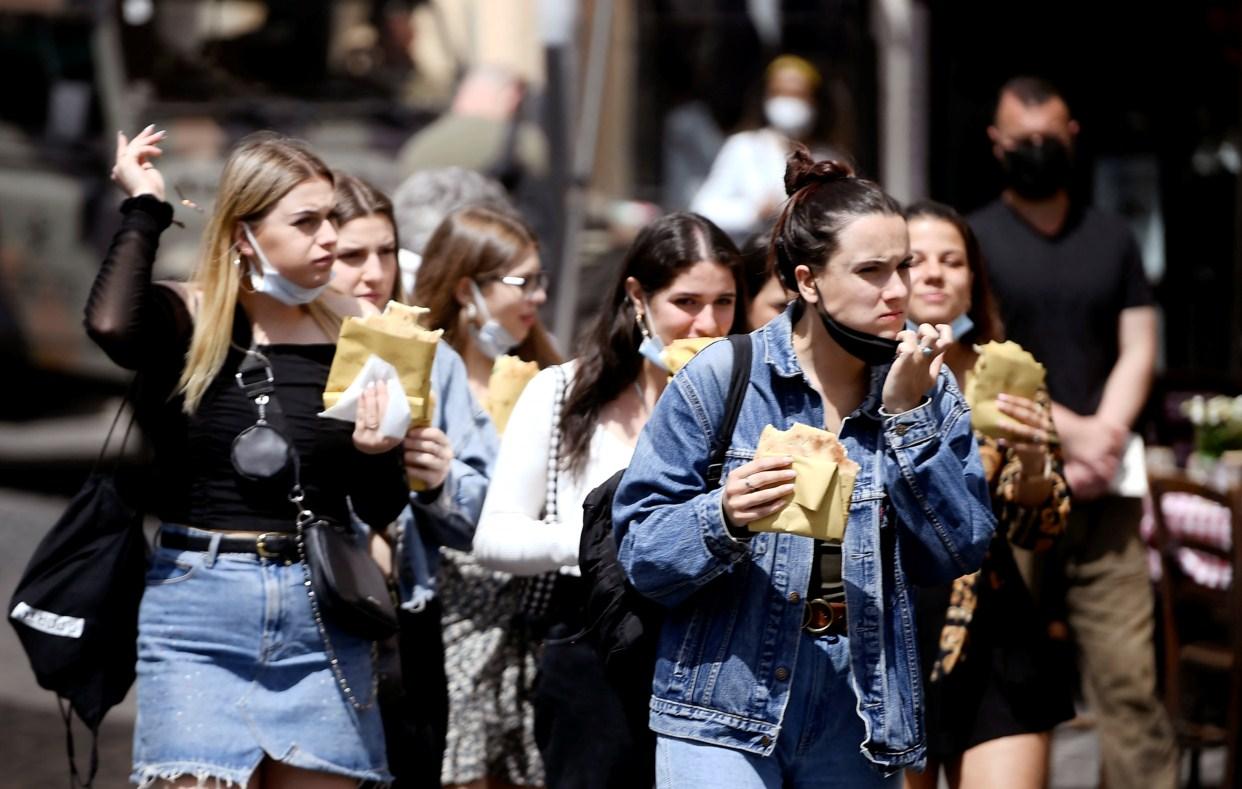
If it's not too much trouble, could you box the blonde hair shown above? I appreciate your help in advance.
[178,132,336,413]
[766,54,822,90]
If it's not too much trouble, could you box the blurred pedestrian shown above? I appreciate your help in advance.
[692,55,840,239]
[968,76,1175,788]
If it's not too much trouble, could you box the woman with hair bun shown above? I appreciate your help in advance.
[613,145,996,786]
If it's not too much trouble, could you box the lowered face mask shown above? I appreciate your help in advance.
[467,281,520,359]
[905,313,975,343]
[241,223,332,306]
[811,287,900,366]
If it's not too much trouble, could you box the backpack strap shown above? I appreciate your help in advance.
[705,334,753,487]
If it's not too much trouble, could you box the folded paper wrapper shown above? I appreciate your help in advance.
[485,355,540,435]
[748,423,858,542]
[662,337,721,376]
[964,340,1046,440]
[322,301,442,490]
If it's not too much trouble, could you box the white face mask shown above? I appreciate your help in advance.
[241,223,332,306]
[636,301,668,371]
[467,281,519,359]
[764,96,815,138]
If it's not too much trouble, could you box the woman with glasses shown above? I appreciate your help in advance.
[412,205,559,789]
[87,129,408,787]
[472,212,749,788]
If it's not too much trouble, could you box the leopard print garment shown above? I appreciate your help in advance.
[929,397,1071,681]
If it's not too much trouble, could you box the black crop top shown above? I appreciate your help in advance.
[84,195,407,532]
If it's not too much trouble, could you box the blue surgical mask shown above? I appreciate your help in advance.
[467,281,519,359]
[241,223,332,306]
[904,312,975,342]
[636,303,668,371]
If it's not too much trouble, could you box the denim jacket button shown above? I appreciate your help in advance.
[775,666,789,681]
[893,423,910,436]
[788,592,801,604]
[759,735,772,747]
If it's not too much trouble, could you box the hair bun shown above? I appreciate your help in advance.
[783,144,854,197]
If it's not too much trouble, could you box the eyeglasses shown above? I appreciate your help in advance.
[491,271,549,296]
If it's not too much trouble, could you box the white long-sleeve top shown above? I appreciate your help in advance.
[473,361,636,575]
[691,128,839,239]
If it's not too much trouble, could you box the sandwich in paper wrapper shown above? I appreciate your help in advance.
[485,355,540,434]
[964,340,1046,440]
[661,337,720,376]
[749,423,859,542]
[321,301,441,490]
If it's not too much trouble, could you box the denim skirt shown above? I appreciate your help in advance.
[131,526,390,787]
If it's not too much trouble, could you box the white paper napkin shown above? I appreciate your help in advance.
[319,354,411,440]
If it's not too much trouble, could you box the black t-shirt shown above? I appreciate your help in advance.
[969,199,1154,416]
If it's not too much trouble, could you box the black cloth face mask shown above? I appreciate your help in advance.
[1001,137,1073,200]
[810,287,900,365]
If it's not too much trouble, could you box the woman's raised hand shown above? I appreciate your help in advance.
[882,322,953,414]
[111,125,167,201]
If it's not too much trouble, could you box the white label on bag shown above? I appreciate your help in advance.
[9,602,84,639]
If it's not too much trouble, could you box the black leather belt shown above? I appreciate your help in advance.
[159,530,300,563]
[802,598,848,636]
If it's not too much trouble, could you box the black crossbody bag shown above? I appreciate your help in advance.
[232,347,398,644]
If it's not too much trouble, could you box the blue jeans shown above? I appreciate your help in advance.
[655,632,899,789]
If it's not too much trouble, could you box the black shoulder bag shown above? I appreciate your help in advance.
[232,347,398,646]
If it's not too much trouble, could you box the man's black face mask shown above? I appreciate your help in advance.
[1001,137,1073,200]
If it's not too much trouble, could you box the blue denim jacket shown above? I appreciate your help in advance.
[612,307,995,772]
[394,342,497,610]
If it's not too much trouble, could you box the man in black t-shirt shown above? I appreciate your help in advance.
[969,77,1177,788]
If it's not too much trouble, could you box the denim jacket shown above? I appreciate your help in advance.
[394,342,497,610]
[612,306,995,772]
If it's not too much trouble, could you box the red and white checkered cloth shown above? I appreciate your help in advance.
[1141,492,1233,589]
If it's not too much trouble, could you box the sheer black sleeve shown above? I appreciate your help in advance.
[84,195,192,371]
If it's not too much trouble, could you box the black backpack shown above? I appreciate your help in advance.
[576,334,753,681]
[8,394,148,787]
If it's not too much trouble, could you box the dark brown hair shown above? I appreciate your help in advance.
[903,200,1005,344]
[771,144,903,292]
[560,212,748,476]
[332,172,403,302]
[413,205,560,368]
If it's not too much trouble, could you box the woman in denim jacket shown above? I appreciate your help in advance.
[613,148,997,787]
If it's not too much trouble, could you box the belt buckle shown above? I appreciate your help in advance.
[255,532,283,561]
[802,598,837,635]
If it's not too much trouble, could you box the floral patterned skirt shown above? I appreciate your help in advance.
[437,548,544,786]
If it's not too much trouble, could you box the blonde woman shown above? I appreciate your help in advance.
[86,128,408,788]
